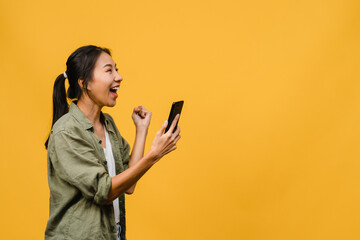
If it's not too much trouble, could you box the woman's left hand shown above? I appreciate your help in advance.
[132,106,152,131]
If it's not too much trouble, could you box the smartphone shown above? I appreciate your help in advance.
[165,101,184,133]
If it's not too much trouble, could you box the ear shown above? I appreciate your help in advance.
[77,79,89,97]
[78,79,84,89]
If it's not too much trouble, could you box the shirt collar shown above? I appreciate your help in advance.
[69,101,115,133]
[103,114,115,133]
[69,102,94,131]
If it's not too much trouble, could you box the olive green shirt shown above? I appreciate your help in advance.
[45,102,130,240]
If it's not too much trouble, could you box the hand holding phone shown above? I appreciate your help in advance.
[165,101,184,133]
[147,101,183,163]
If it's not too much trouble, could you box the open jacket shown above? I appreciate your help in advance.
[45,102,130,240]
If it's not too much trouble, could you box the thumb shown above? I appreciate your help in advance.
[158,120,168,133]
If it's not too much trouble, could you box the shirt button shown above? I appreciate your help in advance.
[104,161,107,165]
[111,225,115,231]
[99,140,102,144]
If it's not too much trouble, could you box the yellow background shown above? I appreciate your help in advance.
[1,0,360,239]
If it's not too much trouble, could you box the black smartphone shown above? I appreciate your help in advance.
[165,101,184,133]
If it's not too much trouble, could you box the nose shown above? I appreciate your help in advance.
[115,71,123,82]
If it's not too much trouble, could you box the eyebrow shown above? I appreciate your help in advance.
[103,63,117,68]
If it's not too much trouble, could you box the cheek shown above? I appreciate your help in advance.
[88,80,107,93]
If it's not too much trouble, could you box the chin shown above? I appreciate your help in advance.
[107,101,117,107]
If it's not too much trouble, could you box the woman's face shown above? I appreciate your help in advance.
[83,52,123,107]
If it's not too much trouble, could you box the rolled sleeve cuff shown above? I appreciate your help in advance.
[94,174,112,205]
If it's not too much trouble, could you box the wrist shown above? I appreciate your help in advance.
[136,126,148,135]
[144,150,159,165]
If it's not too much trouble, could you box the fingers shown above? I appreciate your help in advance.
[173,134,181,144]
[166,131,181,153]
[151,121,181,161]
[157,120,168,135]
[133,107,140,113]
[138,106,146,118]
[133,106,151,118]
[163,144,178,155]
[167,114,180,134]
[170,126,180,142]
[173,125,180,137]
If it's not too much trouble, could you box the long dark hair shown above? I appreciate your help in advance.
[45,45,111,148]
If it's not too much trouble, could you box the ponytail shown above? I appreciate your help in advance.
[45,73,68,148]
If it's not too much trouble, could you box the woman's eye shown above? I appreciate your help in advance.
[115,68,119,72]
[107,69,112,72]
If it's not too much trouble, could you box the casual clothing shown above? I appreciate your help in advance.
[117,223,122,240]
[103,126,120,225]
[45,102,130,240]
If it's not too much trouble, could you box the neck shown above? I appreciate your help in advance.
[77,97,103,127]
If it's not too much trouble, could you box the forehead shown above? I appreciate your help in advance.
[95,52,115,67]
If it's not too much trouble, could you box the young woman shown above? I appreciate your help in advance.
[45,45,181,240]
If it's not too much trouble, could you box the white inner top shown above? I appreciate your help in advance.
[103,126,120,224]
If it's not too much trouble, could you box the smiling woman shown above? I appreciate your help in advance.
[81,52,122,108]
[44,45,181,240]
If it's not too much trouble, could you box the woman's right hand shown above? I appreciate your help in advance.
[147,114,181,163]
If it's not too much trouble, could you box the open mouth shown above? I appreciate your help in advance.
[110,87,119,93]
[110,86,119,92]
[110,87,119,98]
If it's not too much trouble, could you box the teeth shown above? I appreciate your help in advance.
[111,87,119,90]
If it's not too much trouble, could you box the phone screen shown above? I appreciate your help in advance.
[165,101,184,133]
